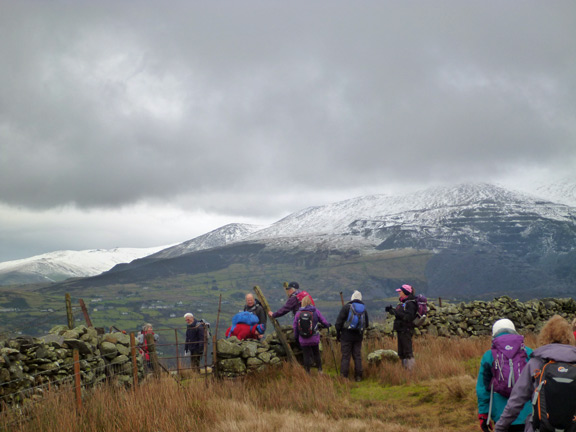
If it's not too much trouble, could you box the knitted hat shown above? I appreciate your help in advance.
[351,290,362,301]
[395,284,413,296]
[256,324,265,334]
[492,318,516,336]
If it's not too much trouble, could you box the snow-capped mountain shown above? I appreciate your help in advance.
[3,182,576,294]
[246,183,575,245]
[149,223,264,259]
[0,246,170,285]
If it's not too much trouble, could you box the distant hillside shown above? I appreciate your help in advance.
[0,246,170,286]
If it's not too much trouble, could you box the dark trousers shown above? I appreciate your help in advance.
[397,331,414,359]
[301,345,322,373]
[340,339,362,378]
[190,354,201,369]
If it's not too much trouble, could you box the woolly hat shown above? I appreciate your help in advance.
[396,284,413,296]
[256,324,265,334]
[492,318,516,336]
[351,290,362,301]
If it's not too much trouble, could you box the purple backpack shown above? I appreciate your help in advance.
[490,333,527,397]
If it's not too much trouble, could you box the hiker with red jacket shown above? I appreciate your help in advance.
[335,290,368,382]
[495,316,576,432]
[136,323,159,369]
[268,281,312,319]
[293,296,331,374]
[476,319,532,432]
[385,284,418,370]
[225,323,265,340]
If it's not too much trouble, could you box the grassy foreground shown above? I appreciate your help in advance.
[2,334,536,431]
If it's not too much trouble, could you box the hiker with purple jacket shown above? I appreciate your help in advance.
[268,281,304,319]
[495,315,576,432]
[293,296,331,374]
[476,319,532,432]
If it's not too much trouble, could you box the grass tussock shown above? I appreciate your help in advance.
[0,334,525,431]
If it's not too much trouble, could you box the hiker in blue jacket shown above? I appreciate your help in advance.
[476,318,532,432]
[495,315,576,432]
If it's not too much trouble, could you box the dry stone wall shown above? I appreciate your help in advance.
[217,296,576,377]
[0,324,144,408]
[371,295,576,338]
[216,325,303,377]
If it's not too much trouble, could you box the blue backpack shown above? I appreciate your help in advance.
[228,312,259,336]
[344,303,365,332]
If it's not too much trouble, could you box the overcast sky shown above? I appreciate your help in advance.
[1,1,575,262]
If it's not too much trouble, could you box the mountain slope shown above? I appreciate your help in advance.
[149,223,264,259]
[0,246,170,285]
[52,183,576,302]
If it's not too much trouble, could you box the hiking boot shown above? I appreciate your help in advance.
[355,376,362,382]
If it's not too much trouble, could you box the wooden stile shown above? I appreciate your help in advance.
[253,285,296,363]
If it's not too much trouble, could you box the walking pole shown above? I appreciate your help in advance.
[339,292,345,306]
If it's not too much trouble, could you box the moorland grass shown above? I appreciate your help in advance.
[1,334,530,431]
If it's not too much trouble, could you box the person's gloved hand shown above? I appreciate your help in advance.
[385,305,393,312]
[478,414,492,432]
[184,350,191,357]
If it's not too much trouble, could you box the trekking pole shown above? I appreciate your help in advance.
[339,292,344,307]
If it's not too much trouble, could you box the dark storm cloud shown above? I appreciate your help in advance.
[1,1,575,214]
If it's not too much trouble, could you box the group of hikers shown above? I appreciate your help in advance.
[477,315,576,432]
[135,282,576,431]
[224,281,423,381]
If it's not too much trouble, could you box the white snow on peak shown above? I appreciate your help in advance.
[247,183,575,240]
[151,223,265,259]
[0,246,171,281]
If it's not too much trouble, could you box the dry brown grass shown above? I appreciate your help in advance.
[1,334,530,431]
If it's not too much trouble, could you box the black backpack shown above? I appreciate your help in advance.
[297,310,315,338]
[532,360,576,432]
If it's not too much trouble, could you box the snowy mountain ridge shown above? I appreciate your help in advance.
[1,181,575,286]
[0,246,171,284]
[246,183,575,242]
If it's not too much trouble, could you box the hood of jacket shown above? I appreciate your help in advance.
[532,344,576,363]
[299,305,316,312]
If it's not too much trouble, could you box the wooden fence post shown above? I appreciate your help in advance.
[212,294,222,378]
[253,285,296,363]
[174,328,181,377]
[65,293,75,329]
[73,349,82,411]
[78,299,92,327]
[130,332,139,387]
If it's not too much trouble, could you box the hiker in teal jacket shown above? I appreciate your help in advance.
[476,319,533,432]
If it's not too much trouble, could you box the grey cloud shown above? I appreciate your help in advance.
[1,1,575,214]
